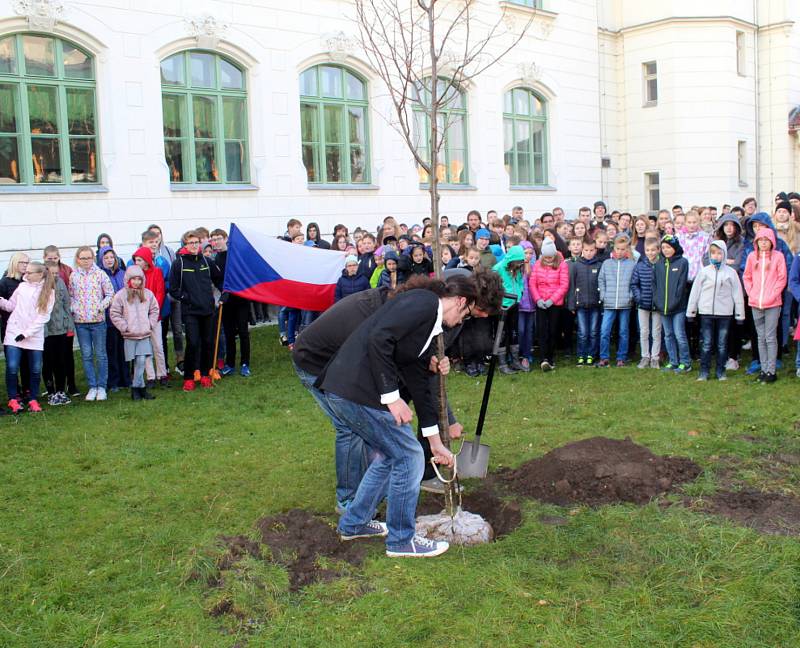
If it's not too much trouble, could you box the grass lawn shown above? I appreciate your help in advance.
[2,325,800,647]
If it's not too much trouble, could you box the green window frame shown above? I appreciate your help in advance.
[160,50,249,185]
[412,77,469,186]
[0,33,99,187]
[299,65,370,185]
[506,0,541,7]
[503,87,548,186]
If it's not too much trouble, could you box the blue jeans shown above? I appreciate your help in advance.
[5,346,43,400]
[662,311,690,366]
[293,363,371,507]
[278,307,299,344]
[796,342,800,369]
[600,308,630,361]
[576,307,601,358]
[518,310,535,361]
[327,393,423,549]
[699,316,730,377]
[75,322,108,389]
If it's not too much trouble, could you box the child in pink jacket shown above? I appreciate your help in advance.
[109,265,160,401]
[743,227,787,383]
[529,238,569,371]
[0,261,56,413]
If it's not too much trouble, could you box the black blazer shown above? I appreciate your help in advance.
[317,289,441,433]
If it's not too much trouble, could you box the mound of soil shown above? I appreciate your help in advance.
[690,490,800,536]
[418,486,522,537]
[500,436,701,506]
[255,509,370,591]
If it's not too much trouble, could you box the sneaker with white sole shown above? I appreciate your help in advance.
[340,520,388,540]
[85,388,98,401]
[725,358,739,371]
[637,357,650,369]
[386,535,449,558]
[420,478,464,495]
[96,387,107,401]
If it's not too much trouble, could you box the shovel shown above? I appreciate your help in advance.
[456,299,514,479]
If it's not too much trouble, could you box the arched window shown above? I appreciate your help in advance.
[160,50,249,185]
[503,87,547,186]
[0,33,98,186]
[413,77,468,185]
[299,65,369,185]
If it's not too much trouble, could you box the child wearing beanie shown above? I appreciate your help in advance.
[475,228,497,269]
[334,255,370,302]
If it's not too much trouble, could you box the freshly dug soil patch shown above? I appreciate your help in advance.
[690,490,800,536]
[255,509,369,591]
[418,486,522,538]
[499,436,701,506]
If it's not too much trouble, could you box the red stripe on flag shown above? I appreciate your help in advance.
[232,278,337,312]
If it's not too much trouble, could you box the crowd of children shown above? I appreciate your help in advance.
[0,226,253,414]
[3,192,800,413]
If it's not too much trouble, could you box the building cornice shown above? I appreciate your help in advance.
[597,15,786,36]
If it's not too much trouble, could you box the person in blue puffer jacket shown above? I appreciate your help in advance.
[739,212,793,375]
[597,233,636,367]
[335,255,371,302]
[630,236,661,368]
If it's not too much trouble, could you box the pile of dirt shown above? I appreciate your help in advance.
[689,490,800,536]
[255,509,370,590]
[418,486,522,537]
[499,436,702,506]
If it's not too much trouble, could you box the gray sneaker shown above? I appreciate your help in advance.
[725,358,739,371]
[650,357,660,369]
[420,478,463,495]
[637,357,650,369]
[340,520,388,541]
[386,535,449,558]
[796,368,800,378]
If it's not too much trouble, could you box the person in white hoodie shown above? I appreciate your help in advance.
[0,262,56,413]
[686,240,745,381]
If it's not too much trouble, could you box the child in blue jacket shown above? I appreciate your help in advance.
[630,237,661,368]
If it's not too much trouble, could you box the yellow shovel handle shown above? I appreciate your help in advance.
[429,455,458,483]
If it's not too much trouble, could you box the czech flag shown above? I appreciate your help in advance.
[223,223,347,311]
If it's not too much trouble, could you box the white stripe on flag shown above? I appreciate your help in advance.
[237,224,347,284]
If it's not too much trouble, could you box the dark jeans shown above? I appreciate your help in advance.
[184,313,213,379]
[536,305,562,364]
[223,299,251,367]
[699,316,730,377]
[6,346,43,400]
[43,334,74,393]
[106,325,131,389]
[501,304,519,357]
[575,307,601,358]
[518,310,535,361]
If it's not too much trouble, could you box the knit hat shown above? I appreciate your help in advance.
[593,200,607,212]
[776,200,792,213]
[374,245,385,257]
[475,228,491,240]
[775,191,788,202]
[519,240,533,250]
[345,254,359,266]
[541,238,557,258]
[660,235,683,256]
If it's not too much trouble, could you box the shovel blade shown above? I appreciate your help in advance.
[456,438,491,479]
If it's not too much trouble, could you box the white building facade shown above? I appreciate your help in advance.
[0,0,798,262]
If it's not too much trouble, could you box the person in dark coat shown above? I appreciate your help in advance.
[306,222,330,249]
[335,256,371,302]
[168,230,222,390]
[316,274,494,558]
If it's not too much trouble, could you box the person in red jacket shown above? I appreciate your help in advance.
[529,238,570,371]
[132,247,169,386]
